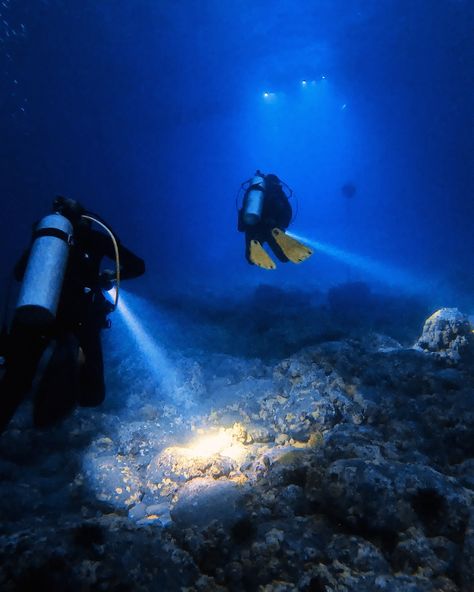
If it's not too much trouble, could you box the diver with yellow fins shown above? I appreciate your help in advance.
[237,171,313,269]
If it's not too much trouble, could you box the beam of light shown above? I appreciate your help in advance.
[185,427,247,463]
[111,289,180,402]
[288,232,433,294]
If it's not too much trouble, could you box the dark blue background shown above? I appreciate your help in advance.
[1,0,473,301]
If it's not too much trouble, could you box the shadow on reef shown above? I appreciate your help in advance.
[0,410,105,533]
[156,282,432,360]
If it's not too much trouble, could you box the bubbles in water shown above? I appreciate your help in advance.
[1,1,28,116]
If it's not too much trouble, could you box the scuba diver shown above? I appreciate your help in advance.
[0,196,145,432]
[237,171,313,270]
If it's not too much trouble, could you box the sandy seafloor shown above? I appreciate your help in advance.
[0,283,473,592]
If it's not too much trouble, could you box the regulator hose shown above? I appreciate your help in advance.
[81,215,121,310]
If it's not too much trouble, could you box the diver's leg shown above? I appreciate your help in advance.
[77,322,105,407]
[245,231,253,264]
[0,363,35,433]
[33,333,80,428]
[245,229,276,270]
[266,229,290,263]
[0,326,46,433]
[270,228,313,264]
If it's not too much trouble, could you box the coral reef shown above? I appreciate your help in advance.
[0,286,473,591]
[415,308,474,363]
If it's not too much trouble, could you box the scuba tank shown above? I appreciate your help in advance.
[14,213,73,328]
[242,172,266,226]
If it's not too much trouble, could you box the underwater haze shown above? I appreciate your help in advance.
[1,1,474,591]
[1,0,473,297]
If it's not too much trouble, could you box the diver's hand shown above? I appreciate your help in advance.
[99,269,116,291]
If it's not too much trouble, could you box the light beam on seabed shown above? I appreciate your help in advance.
[111,289,192,407]
[183,426,247,464]
[288,232,434,294]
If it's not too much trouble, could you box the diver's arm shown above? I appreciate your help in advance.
[102,237,145,280]
[116,243,146,280]
[89,229,145,281]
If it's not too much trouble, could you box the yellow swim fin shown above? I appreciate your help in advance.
[249,240,276,270]
[271,228,313,264]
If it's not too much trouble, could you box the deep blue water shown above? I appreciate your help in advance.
[1,0,473,302]
[1,5,474,589]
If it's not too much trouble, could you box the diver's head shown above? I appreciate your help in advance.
[265,173,281,187]
[52,196,85,226]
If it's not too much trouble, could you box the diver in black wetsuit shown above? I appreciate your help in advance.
[0,197,145,432]
[237,171,313,270]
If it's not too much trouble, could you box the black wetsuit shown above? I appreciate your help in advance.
[0,222,145,432]
[238,179,293,263]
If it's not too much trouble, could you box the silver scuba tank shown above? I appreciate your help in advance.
[15,213,73,327]
[242,173,265,226]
